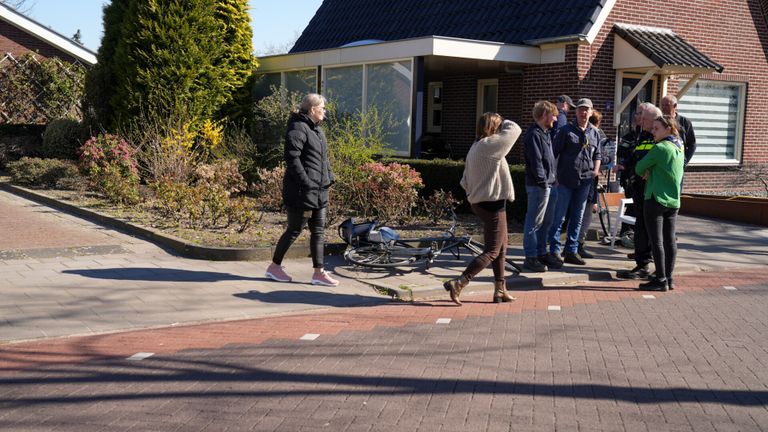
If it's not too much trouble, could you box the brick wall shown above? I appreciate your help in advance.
[1,20,78,63]
[442,75,478,157]
[568,0,768,193]
[441,72,526,160]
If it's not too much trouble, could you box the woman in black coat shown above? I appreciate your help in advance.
[265,93,338,286]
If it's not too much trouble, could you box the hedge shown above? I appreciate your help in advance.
[382,157,528,223]
[0,124,47,167]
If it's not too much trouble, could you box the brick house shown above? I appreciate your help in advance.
[255,0,768,193]
[1,3,96,66]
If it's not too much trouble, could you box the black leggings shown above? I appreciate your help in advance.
[272,206,327,268]
[643,199,678,282]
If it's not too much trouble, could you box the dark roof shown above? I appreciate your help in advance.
[291,0,609,53]
[613,24,724,72]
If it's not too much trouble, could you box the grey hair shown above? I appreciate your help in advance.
[298,93,326,113]
[662,94,678,105]
[643,105,662,118]
[638,101,655,111]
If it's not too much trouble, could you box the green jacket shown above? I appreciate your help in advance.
[634,137,684,209]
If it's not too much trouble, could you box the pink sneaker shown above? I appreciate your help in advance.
[265,263,292,282]
[311,270,339,287]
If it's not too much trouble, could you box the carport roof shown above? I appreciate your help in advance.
[613,23,724,72]
[290,0,611,53]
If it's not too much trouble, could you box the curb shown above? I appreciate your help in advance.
[365,262,706,302]
[0,182,347,261]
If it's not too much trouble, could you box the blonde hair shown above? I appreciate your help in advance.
[532,101,557,121]
[654,115,680,138]
[476,112,503,139]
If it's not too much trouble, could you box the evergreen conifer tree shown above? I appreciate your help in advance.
[83,0,131,132]
[214,0,257,122]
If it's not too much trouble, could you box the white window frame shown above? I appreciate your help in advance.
[677,79,746,166]
[476,79,499,120]
[427,81,443,133]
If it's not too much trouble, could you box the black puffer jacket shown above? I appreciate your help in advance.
[282,112,335,209]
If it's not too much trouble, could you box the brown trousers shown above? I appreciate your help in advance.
[463,203,508,282]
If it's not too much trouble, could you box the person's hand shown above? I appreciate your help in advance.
[612,164,624,173]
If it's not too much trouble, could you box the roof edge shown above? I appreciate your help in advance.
[0,3,97,65]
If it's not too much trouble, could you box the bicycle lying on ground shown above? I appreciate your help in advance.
[338,210,522,273]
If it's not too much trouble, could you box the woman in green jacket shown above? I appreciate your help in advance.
[634,114,685,292]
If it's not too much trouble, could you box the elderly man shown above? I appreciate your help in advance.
[661,94,696,166]
[617,104,662,280]
[548,98,602,266]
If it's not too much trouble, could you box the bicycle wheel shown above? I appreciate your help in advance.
[597,191,612,238]
[463,240,521,273]
[345,244,426,268]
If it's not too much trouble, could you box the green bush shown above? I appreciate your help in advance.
[79,134,140,205]
[382,158,528,222]
[7,157,80,189]
[41,119,83,160]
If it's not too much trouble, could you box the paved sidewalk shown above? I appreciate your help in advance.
[2,188,768,342]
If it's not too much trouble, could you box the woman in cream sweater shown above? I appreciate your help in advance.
[444,112,522,305]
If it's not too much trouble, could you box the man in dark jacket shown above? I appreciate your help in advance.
[661,94,696,166]
[266,93,338,287]
[522,101,558,272]
[548,98,602,266]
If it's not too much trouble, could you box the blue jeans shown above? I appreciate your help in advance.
[523,185,551,257]
[549,182,591,255]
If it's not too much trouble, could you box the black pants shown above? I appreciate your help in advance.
[272,206,327,268]
[632,182,653,266]
[643,199,678,282]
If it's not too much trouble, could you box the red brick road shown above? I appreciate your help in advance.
[1,270,766,431]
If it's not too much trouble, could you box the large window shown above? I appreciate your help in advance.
[677,79,746,165]
[324,65,364,119]
[285,69,317,97]
[367,61,412,155]
[253,69,317,100]
[324,60,413,156]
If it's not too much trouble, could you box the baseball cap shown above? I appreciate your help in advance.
[575,98,593,108]
[557,95,574,106]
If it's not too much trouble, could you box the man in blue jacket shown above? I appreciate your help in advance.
[548,98,602,265]
[522,101,559,272]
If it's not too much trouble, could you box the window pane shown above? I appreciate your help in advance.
[285,69,316,97]
[325,65,363,118]
[678,80,742,162]
[366,60,412,155]
[253,73,281,99]
[483,84,498,113]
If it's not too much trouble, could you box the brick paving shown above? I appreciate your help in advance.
[1,271,767,431]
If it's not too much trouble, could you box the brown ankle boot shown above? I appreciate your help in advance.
[493,280,516,303]
[443,275,469,305]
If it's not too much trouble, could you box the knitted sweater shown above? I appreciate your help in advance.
[461,120,522,204]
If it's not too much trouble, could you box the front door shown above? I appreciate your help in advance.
[618,74,657,138]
